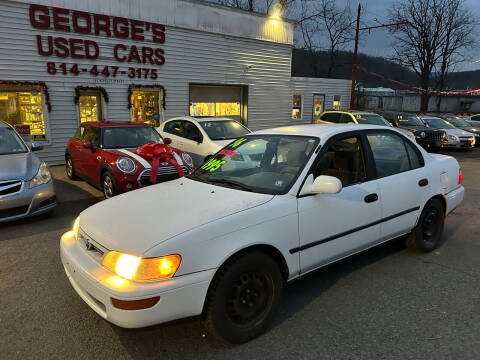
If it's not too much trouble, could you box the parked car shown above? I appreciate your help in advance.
[61,124,464,343]
[0,121,56,222]
[467,114,480,127]
[157,116,251,166]
[431,115,480,147]
[315,110,416,141]
[379,111,446,150]
[65,122,194,199]
[420,116,476,148]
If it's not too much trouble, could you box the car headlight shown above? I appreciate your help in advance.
[447,135,459,141]
[116,157,136,173]
[181,152,194,167]
[102,251,181,282]
[28,162,51,189]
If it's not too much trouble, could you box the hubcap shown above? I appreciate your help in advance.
[227,271,270,324]
[423,207,439,244]
[103,176,113,198]
[66,159,72,177]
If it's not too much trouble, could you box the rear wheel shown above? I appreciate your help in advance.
[65,155,79,180]
[406,198,445,252]
[203,251,284,344]
[102,171,119,199]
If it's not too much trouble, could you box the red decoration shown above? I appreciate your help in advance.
[136,143,184,184]
[0,80,51,111]
[219,149,237,157]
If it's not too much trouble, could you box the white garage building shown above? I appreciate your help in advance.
[0,0,350,164]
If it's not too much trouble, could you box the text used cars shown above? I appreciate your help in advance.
[60,124,464,343]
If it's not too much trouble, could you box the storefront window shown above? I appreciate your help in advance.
[190,102,241,117]
[292,94,302,119]
[131,90,160,126]
[0,87,46,141]
[333,95,342,110]
[79,96,99,122]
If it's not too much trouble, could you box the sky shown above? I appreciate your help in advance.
[346,0,480,71]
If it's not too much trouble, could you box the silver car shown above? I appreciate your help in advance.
[0,121,56,222]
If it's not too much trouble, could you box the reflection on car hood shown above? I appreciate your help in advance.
[444,128,475,137]
[0,152,40,181]
[105,147,186,168]
[79,178,274,255]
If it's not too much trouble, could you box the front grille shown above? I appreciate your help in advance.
[77,230,106,264]
[0,205,29,219]
[425,131,445,140]
[138,166,189,186]
[0,180,23,196]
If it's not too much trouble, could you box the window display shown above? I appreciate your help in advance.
[0,87,46,141]
[292,94,302,119]
[79,96,99,122]
[333,95,342,110]
[131,90,160,126]
[189,102,240,117]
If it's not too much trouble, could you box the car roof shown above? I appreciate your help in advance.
[0,120,11,128]
[81,122,151,128]
[420,116,443,120]
[322,110,378,115]
[165,116,235,123]
[252,123,392,139]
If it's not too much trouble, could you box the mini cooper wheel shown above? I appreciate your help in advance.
[406,198,445,252]
[65,155,79,180]
[102,171,119,199]
[203,251,284,344]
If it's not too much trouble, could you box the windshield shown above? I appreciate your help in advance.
[424,118,456,129]
[103,126,163,149]
[0,127,28,155]
[354,114,390,126]
[189,135,319,195]
[396,114,425,126]
[448,118,471,127]
[199,120,250,140]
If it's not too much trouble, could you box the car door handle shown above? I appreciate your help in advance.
[364,193,379,203]
[418,178,429,187]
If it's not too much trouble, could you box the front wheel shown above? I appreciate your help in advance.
[102,171,119,199]
[65,155,79,180]
[203,251,284,344]
[406,198,445,252]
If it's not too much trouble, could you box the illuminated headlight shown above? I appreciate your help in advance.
[28,162,51,189]
[181,152,194,167]
[447,135,459,141]
[72,217,80,239]
[116,157,136,173]
[102,251,181,282]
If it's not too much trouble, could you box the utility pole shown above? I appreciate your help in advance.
[349,6,408,109]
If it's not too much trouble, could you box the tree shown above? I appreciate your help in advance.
[388,0,477,111]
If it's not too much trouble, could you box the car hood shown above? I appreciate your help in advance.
[397,124,435,132]
[79,178,274,255]
[105,147,188,169]
[0,152,40,181]
[458,126,480,134]
[444,128,475,137]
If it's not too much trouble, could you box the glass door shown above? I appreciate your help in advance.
[312,94,325,123]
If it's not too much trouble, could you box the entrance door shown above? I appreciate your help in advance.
[312,94,325,123]
[297,135,382,273]
[131,90,161,126]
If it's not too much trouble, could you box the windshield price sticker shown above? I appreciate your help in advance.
[201,158,226,172]
[230,138,247,148]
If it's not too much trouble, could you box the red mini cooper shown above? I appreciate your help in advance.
[65,122,194,198]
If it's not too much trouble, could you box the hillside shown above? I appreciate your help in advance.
[292,49,480,90]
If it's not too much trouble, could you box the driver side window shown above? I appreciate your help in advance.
[312,136,367,187]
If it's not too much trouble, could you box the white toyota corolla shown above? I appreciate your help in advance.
[60,124,464,343]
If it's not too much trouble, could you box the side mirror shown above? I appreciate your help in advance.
[204,154,214,163]
[82,141,92,149]
[164,137,172,145]
[30,142,43,152]
[300,174,342,196]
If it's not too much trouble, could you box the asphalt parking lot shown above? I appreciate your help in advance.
[1,150,479,360]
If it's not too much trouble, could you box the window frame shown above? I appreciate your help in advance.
[182,120,204,142]
[292,94,303,120]
[363,129,425,180]
[163,120,184,138]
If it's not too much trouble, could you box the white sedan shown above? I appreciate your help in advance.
[60,124,464,343]
[157,116,251,166]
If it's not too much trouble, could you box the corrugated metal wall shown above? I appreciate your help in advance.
[0,0,351,164]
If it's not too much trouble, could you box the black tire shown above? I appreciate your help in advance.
[101,171,119,199]
[65,155,79,180]
[406,198,445,252]
[203,251,284,344]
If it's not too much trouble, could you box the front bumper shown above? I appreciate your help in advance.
[0,180,56,222]
[415,138,445,150]
[60,231,215,328]
[441,138,475,148]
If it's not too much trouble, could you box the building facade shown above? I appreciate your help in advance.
[0,0,351,164]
